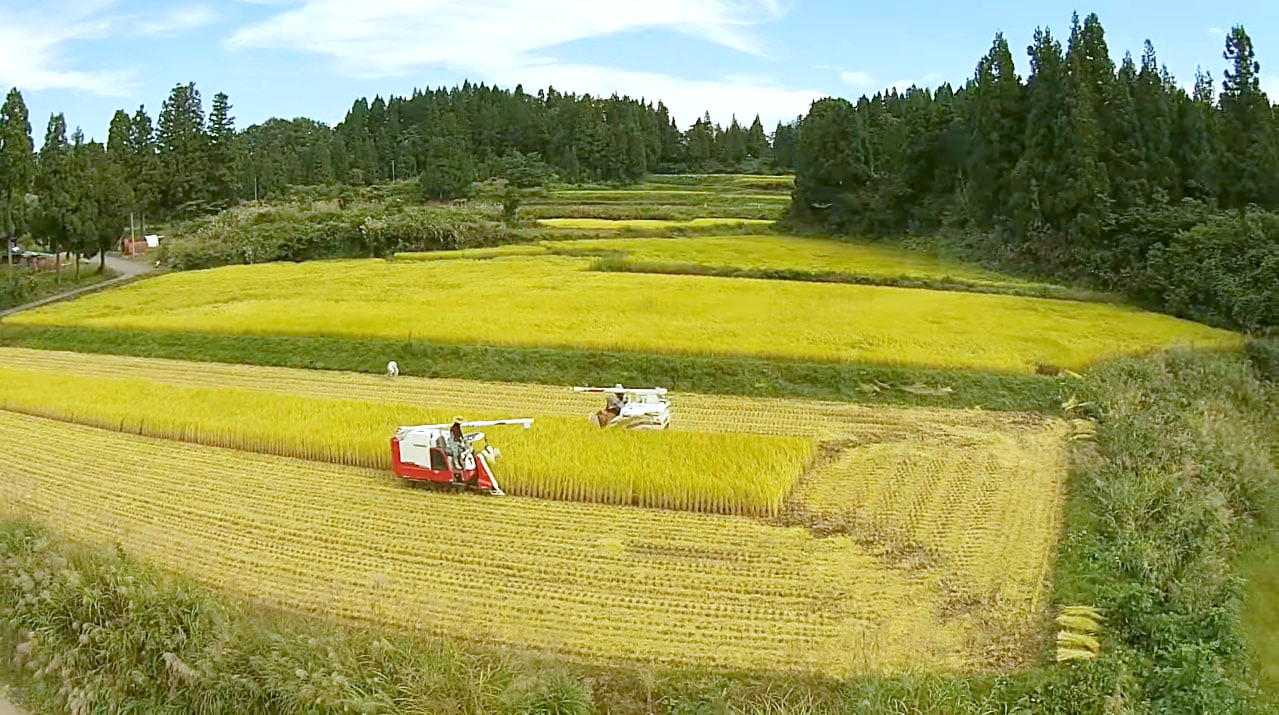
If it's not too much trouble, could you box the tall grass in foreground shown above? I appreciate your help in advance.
[1049,347,1279,712]
[0,520,597,715]
[0,366,812,515]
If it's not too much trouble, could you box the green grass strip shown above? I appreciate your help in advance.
[0,325,1066,412]
[590,257,1110,303]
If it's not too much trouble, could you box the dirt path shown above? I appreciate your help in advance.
[0,696,29,715]
[0,253,157,319]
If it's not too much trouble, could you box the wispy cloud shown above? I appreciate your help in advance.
[0,1,213,96]
[226,0,818,124]
[1207,27,1226,39]
[0,1,134,94]
[135,5,217,36]
[228,0,787,73]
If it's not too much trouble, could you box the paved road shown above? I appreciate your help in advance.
[0,253,157,319]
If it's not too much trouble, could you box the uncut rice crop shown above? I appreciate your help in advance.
[0,366,812,516]
[0,346,998,440]
[546,234,1044,288]
[0,409,1041,674]
[537,218,775,230]
[5,256,1240,373]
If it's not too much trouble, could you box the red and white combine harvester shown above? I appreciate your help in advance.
[574,385,671,430]
[390,418,533,494]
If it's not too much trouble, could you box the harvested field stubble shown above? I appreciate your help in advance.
[0,408,1060,675]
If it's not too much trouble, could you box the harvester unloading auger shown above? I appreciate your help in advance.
[575,385,671,430]
[390,418,533,494]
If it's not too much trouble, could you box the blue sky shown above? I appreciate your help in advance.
[2,0,1277,144]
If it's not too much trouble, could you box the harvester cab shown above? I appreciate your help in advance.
[390,418,533,494]
[575,385,671,430]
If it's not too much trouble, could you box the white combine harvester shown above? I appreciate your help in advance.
[574,385,671,430]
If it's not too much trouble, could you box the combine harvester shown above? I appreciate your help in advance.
[575,385,671,430]
[390,418,532,495]
[388,385,670,495]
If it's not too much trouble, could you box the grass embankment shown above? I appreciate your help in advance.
[1241,337,1279,703]
[0,325,1066,411]
[1,346,1274,712]
[0,265,117,311]
[2,257,1238,373]
[544,234,1102,301]
[537,218,775,231]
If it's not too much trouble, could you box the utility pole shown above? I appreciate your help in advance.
[6,204,13,291]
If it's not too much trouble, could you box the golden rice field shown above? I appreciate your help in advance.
[543,234,1049,287]
[0,387,1066,673]
[537,218,775,230]
[544,190,792,203]
[4,256,1239,372]
[0,364,811,515]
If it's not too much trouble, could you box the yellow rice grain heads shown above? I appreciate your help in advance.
[1055,605,1103,663]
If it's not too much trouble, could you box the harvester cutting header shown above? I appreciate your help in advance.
[575,385,671,430]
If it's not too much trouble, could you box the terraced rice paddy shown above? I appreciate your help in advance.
[543,234,1054,288]
[0,349,1069,674]
[537,218,775,230]
[522,174,793,221]
[4,257,1239,372]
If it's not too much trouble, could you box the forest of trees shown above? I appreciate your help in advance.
[0,78,798,281]
[791,14,1278,330]
[0,81,794,239]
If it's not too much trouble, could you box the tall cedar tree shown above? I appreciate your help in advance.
[125,107,161,219]
[1219,26,1279,208]
[968,33,1024,224]
[206,92,237,205]
[31,114,73,276]
[0,88,35,238]
[157,83,208,212]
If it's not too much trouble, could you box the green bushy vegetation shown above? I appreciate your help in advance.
[0,266,116,311]
[161,202,517,270]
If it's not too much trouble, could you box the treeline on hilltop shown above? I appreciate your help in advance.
[791,13,1279,331]
[0,81,797,233]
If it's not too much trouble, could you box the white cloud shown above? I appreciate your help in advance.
[135,5,217,35]
[226,0,819,124]
[0,1,134,94]
[1208,27,1226,39]
[839,70,874,87]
